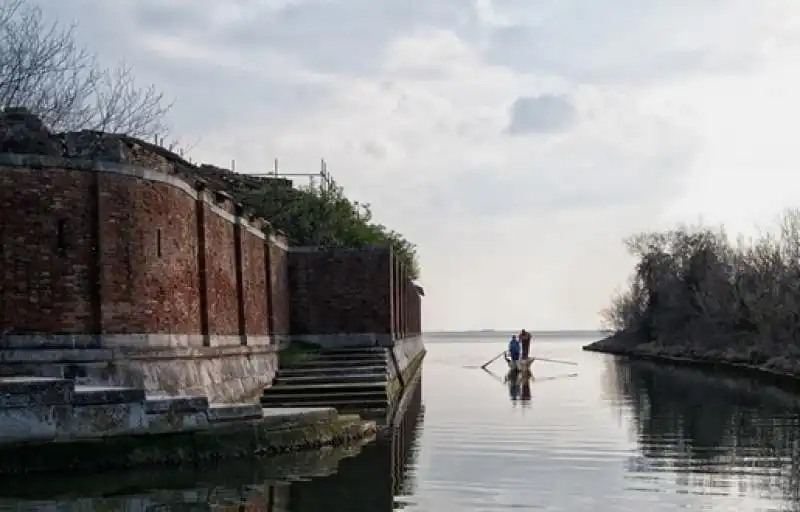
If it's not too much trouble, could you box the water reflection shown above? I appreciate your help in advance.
[290,374,424,511]
[604,357,800,507]
[0,374,425,511]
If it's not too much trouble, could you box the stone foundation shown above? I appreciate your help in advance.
[0,344,278,403]
[0,376,376,475]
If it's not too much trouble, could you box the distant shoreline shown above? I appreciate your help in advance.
[425,330,610,337]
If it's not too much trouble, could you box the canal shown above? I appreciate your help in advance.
[2,332,800,511]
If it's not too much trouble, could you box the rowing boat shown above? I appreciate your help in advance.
[506,357,534,373]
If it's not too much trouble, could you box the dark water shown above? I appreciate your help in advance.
[4,332,800,511]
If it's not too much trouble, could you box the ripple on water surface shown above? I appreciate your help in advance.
[2,335,800,511]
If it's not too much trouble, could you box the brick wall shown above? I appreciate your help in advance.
[0,158,422,348]
[240,219,269,341]
[268,236,290,340]
[0,167,95,334]
[288,247,393,337]
[99,173,202,336]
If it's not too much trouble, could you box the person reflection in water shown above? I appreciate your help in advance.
[506,373,521,401]
[520,376,531,402]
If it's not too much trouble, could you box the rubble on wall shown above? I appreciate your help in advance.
[0,107,290,235]
[0,107,287,195]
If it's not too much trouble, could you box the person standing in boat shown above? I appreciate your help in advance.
[508,334,521,363]
[519,329,532,359]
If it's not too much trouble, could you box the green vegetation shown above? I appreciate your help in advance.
[601,209,800,367]
[243,175,420,280]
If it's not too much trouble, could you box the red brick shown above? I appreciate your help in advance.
[203,206,238,336]
[268,240,290,337]
[240,228,268,337]
[98,174,201,336]
[0,167,95,333]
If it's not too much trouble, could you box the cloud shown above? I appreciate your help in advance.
[28,0,800,330]
[506,94,576,134]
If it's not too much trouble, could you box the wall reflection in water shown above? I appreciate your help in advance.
[290,373,424,511]
[603,357,800,506]
[0,374,425,511]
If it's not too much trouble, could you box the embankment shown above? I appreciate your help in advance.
[0,108,423,403]
[0,376,376,476]
[584,331,800,391]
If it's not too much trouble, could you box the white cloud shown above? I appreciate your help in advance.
[35,0,800,329]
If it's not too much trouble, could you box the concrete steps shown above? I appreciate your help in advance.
[273,373,387,386]
[283,359,386,369]
[278,365,387,377]
[262,346,393,412]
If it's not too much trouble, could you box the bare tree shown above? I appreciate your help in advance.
[0,0,171,137]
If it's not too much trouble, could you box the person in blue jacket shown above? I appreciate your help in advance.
[508,334,521,362]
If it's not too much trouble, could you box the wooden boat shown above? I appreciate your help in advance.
[506,357,534,373]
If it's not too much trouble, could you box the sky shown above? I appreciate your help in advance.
[38,0,800,331]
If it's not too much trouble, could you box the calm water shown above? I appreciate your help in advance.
[4,332,800,511]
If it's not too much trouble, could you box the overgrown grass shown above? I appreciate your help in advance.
[602,208,800,363]
[279,341,322,365]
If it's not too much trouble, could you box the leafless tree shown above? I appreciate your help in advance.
[0,0,171,137]
[603,208,800,367]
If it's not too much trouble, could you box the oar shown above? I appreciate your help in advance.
[480,351,506,369]
[533,356,578,366]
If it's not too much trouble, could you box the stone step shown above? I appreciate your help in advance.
[263,381,387,396]
[261,390,387,405]
[260,396,389,410]
[272,373,388,386]
[277,365,388,378]
[315,347,387,356]
[282,358,389,369]
[305,352,387,362]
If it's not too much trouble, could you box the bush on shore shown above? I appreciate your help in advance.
[246,175,420,280]
[600,209,800,368]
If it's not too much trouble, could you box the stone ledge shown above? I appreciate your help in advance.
[0,334,281,351]
[144,395,209,414]
[73,385,145,406]
[206,403,263,423]
[0,409,376,475]
[0,377,73,408]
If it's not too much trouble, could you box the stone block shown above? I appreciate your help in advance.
[143,409,209,434]
[144,395,209,414]
[72,385,146,406]
[260,407,338,430]
[0,377,73,408]
[58,402,146,439]
[206,403,264,423]
[0,405,63,441]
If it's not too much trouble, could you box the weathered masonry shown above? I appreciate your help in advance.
[0,109,423,402]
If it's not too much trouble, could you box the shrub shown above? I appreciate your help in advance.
[602,209,800,354]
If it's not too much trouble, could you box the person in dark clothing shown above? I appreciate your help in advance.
[519,329,532,359]
[508,335,521,362]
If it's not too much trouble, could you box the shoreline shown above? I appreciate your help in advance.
[582,332,800,393]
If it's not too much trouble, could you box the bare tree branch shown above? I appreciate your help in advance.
[0,0,171,137]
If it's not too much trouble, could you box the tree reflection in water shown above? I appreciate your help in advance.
[603,357,800,507]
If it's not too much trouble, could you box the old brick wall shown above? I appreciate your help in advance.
[0,157,419,348]
[99,174,202,337]
[202,198,239,340]
[240,223,268,340]
[288,247,392,336]
[0,167,96,334]
[268,236,290,339]
[406,281,421,336]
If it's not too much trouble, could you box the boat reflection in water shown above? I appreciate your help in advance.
[0,373,425,511]
[603,357,800,505]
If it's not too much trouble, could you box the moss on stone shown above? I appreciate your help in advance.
[0,415,376,476]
